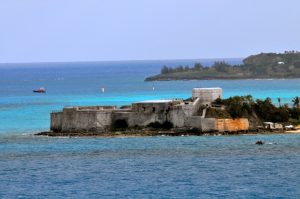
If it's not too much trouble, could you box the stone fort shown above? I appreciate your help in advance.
[50,88,249,133]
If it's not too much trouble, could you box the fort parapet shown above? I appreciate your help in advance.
[50,88,249,135]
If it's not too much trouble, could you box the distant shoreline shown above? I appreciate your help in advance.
[145,52,300,81]
[145,77,299,82]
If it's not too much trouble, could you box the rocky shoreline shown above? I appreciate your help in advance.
[35,128,292,138]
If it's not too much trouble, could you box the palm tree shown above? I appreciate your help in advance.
[292,96,300,108]
[277,98,281,107]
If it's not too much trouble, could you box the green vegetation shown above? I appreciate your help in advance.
[145,51,300,81]
[212,95,300,124]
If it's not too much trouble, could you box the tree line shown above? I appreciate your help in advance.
[160,61,234,74]
[213,95,300,123]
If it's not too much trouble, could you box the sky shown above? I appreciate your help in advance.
[0,0,299,63]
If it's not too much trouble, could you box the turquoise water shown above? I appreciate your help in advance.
[1,59,300,134]
[1,60,300,198]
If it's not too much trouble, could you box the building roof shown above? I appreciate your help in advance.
[193,87,222,90]
[136,99,173,104]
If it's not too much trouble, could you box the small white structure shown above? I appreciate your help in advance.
[278,61,285,65]
[192,87,222,105]
[263,122,283,130]
[285,125,294,130]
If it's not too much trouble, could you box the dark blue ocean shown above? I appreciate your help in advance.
[1,59,300,198]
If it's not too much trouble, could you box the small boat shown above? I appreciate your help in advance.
[33,87,46,93]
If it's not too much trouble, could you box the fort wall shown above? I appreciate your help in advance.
[49,88,250,135]
[50,112,62,132]
[50,107,113,133]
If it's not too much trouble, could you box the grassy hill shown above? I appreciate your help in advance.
[145,51,300,81]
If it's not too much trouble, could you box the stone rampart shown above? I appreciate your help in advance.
[184,116,203,129]
[200,118,217,132]
[50,107,113,133]
[50,112,63,132]
[168,108,186,127]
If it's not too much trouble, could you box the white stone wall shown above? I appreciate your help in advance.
[184,117,216,132]
[192,88,222,105]
[50,112,63,132]
[200,118,217,132]
[184,116,202,129]
[181,98,201,117]
[95,111,113,131]
[168,109,186,127]
[59,107,112,132]
[113,111,166,127]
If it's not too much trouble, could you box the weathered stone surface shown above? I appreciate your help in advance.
[192,88,222,105]
[50,112,62,132]
[215,118,249,132]
[51,107,113,133]
[201,118,217,132]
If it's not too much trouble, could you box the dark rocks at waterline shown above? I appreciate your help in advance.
[256,140,265,145]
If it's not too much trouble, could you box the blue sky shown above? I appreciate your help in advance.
[0,0,299,63]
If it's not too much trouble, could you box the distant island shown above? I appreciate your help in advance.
[145,51,300,81]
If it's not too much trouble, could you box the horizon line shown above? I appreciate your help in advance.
[0,57,244,65]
